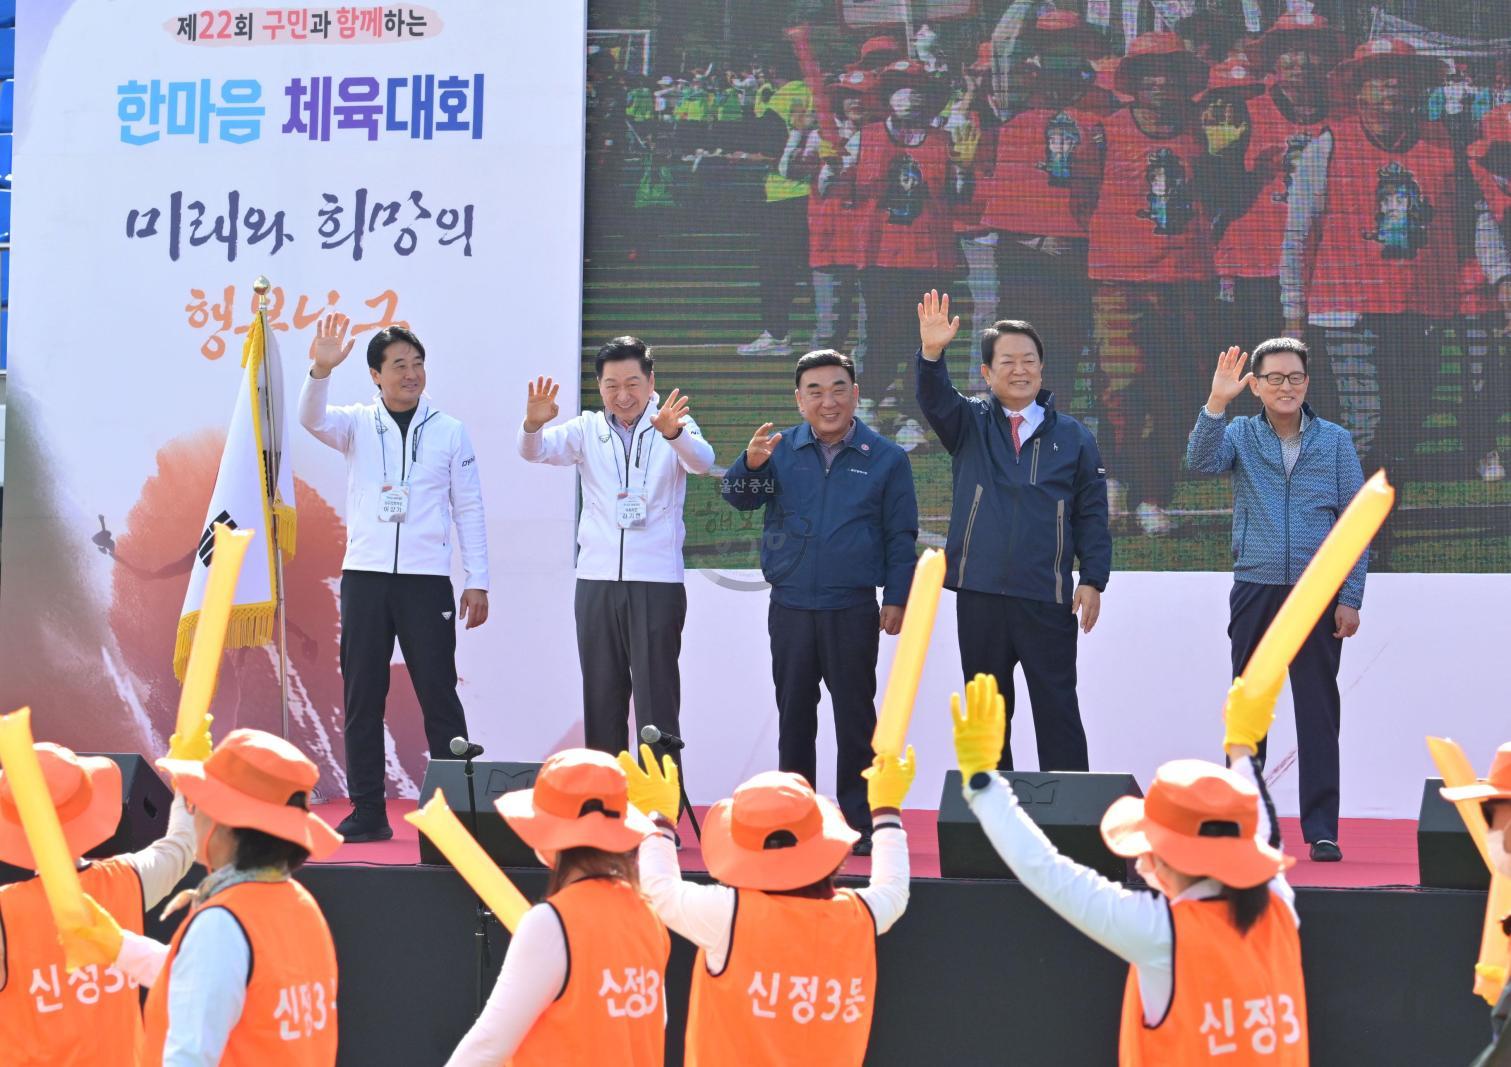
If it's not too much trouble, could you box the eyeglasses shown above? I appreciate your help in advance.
[1258,372,1308,386]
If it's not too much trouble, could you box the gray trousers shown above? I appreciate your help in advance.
[810,266,867,364]
[574,578,687,761]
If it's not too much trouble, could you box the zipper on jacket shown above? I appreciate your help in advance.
[391,409,403,574]
[1029,439,1041,485]
[957,484,984,586]
[1053,499,1065,604]
[1271,413,1315,585]
[812,446,835,603]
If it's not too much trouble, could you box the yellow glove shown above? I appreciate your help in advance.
[616,744,680,820]
[1222,675,1281,752]
[953,673,1006,781]
[863,745,916,811]
[950,120,981,166]
[1203,121,1249,157]
[57,893,124,973]
[167,713,214,763]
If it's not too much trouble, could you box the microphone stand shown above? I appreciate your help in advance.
[462,753,495,1018]
[678,773,702,842]
[663,744,701,843]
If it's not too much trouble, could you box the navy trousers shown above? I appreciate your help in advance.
[955,588,1088,772]
[768,600,880,834]
[1228,580,1344,844]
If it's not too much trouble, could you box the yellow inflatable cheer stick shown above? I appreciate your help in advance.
[1224,470,1394,749]
[405,791,532,933]
[873,549,946,759]
[174,524,254,747]
[1427,736,1510,1005]
[0,707,89,964]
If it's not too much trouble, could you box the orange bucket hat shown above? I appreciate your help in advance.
[1100,759,1293,889]
[158,729,342,861]
[1254,11,1346,73]
[702,771,858,892]
[1328,37,1448,105]
[1115,32,1210,99]
[1199,57,1267,105]
[495,748,655,856]
[1440,743,1511,806]
[0,744,122,868]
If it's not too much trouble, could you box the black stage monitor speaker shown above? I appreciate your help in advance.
[82,753,174,858]
[417,760,544,869]
[1418,777,1490,890]
[938,770,1143,883]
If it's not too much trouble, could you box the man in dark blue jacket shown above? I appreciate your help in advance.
[915,290,1111,771]
[722,350,919,846]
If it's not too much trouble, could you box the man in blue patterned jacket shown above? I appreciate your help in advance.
[1187,337,1367,863]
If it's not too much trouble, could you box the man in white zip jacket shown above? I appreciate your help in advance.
[519,337,714,774]
[299,314,490,842]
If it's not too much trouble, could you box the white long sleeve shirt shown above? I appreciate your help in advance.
[638,816,911,972]
[298,372,490,590]
[965,759,1296,1025]
[117,910,250,1067]
[443,903,569,1066]
[517,392,715,583]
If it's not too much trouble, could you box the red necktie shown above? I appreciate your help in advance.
[1009,413,1024,456]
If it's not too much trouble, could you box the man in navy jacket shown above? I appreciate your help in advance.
[722,350,919,846]
[1187,339,1366,862]
[915,290,1111,771]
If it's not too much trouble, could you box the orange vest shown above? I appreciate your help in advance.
[685,888,877,1067]
[1308,118,1459,317]
[1119,893,1308,1066]
[0,858,146,1067]
[141,879,339,1067]
[509,877,670,1067]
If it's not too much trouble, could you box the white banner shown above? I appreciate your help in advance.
[0,0,584,797]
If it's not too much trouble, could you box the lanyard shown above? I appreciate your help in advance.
[376,406,435,483]
[604,412,655,494]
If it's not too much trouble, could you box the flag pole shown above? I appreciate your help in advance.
[254,274,292,741]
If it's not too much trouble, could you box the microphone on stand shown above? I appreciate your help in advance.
[450,737,485,760]
[639,725,699,843]
[640,724,685,752]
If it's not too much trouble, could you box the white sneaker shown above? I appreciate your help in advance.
[737,331,792,356]
[1480,450,1506,482]
[1105,478,1127,518]
[1136,502,1173,536]
[856,398,878,425]
[894,418,928,453]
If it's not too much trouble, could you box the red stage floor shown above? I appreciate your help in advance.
[311,800,1421,889]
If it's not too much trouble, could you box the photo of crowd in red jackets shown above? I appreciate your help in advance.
[583,0,1510,573]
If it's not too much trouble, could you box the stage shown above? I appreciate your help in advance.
[283,801,1493,1065]
[310,799,1423,889]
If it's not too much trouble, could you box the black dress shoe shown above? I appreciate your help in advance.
[851,833,873,857]
[1308,839,1342,863]
[336,807,393,843]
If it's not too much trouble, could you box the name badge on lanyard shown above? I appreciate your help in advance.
[611,415,655,530]
[378,483,410,523]
[616,490,648,529]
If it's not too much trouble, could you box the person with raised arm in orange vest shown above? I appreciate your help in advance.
[620,743,913,1066]
[444,748,669,1067]
[57,728,343,1067]
[955,673,1307,1064]
[1440,744,1511,1065]
[0,728,202,1067]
